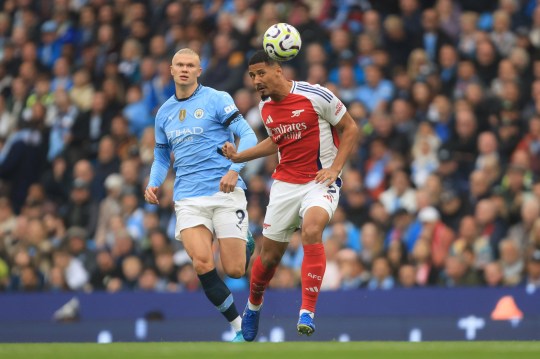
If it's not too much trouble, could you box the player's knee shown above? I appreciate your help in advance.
[301,224,323,243]
[224,265,245,279]
[192,258,214,275]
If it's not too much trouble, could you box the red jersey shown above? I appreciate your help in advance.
[259,81,347,184]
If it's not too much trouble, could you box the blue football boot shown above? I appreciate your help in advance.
[297,313,316,336]
[241,303,261,342]
[231,331,245,342]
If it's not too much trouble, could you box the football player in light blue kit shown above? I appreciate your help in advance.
[144,48,257,342]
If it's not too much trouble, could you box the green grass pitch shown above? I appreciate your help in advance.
[0,342,539,359]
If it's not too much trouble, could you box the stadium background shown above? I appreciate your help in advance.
[0,0,540,342]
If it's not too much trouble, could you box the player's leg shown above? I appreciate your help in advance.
[175,199,243,341]
[241,236,288,341]
[214,187,254,277]
[297,206,329,336]
[242,180,302,341]
[296,181,340,336]
[213,188,254,341]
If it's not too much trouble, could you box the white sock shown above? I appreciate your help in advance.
[300,309,314,319]
[230,316,242,332]
[248,300,262,311]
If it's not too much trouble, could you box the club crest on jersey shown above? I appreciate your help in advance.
[178,109,186,121]
[291,109,304,117]
[194,109,204,119]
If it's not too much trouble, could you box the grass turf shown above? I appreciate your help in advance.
[0,342,539,359]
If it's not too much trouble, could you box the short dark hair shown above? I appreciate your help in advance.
[248,50,280,67]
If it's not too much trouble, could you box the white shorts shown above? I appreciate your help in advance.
[262,180,341,243]
[174,188,249,241]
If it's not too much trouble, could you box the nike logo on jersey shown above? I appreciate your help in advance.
[291,109,304,117]
[265,115,273,124]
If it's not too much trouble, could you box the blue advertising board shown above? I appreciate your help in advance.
[0,288,538,342]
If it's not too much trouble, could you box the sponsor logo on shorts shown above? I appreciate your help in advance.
[323,194,333,203]
[263,223,271,229]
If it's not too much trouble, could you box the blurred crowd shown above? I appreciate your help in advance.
[1,0,540,294]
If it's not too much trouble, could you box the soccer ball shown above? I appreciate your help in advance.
[263,23,302,62]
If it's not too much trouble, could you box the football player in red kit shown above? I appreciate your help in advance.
[222,50,358,341]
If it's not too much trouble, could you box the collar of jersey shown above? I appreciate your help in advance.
[174,84,201,102]
[290,81,297,93]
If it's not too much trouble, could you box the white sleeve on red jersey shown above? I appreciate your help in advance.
[295,82,347,126]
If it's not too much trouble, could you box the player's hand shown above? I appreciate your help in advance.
[220,170,239,193]
[315,168,340,187]
[144,186,159,204]
[221,142,239,162]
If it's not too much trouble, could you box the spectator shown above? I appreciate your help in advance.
[358,222,384,266]
[438,253,481,287]
[356,64,394,113]
[52,247,89,291]
[336,248,369,289]
[380,169,417,215]
[88,249,120,291]
[122,85,152,139]
[398,263,418,288]
[383,15,414,69]
[418,206,455,269]
[366,256,395,290]
[60,179,99,238]
[46,89,78,162]
[435,0,461,41]
[69,68,95,112]
[69,91,114,162]
[483,261,505,287]
[474,198,508,259]
[414,8,453,65]
[522,249,540,293]
[50,57,73,92]
[498,238,524,286]
[199,33,245,94]
[64,226,96,274]
[507,198,540,253]
[0,118,44,213]
[38,20,62,69]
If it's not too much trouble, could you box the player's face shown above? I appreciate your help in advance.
[248,62,281,97]
[170,53,202,86]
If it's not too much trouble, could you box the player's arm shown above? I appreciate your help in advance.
[222,137,278,163]
[219,114,258,193]
[145,117,170,204]
[227,116,258,173]
[316,111,359,186]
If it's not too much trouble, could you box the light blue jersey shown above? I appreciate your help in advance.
[148,85,257,201]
